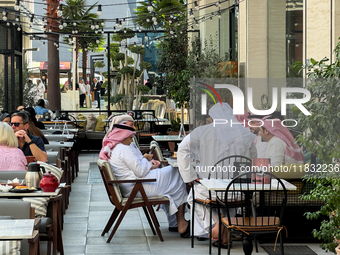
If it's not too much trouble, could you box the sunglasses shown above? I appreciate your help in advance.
[11,122,26,127]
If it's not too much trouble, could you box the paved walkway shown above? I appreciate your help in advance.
[59,152,329,255]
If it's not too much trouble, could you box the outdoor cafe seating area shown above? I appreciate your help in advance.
[0,111,330,255]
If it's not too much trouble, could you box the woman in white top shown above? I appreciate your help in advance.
[99,123,190,237]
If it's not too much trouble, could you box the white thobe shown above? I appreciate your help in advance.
[178,125,257,236]
[265,136,300,167]
[255,135,268,158]
[109,143,187,217]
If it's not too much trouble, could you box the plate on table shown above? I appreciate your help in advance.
[9,187,37,193]
[0,183,22,187]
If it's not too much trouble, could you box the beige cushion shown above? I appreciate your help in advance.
[86,114,97,131]
[95,114,107,132]
[37,161,63,182]
[22,197,49,217]
[78,114,87,130]
[0,241,21,255]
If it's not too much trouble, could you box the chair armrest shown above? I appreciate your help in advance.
[34,218,41,230]
[49,194,63,202]
[107,179,156,184]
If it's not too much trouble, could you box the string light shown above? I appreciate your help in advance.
[215,1,221,7]
[97,5,102,16]
[90,21,95,30]
[113,26,116,33]
[152,12,156,22]
[17,26,21,31]
[194,1,199,10]
[189,9,194,18]
[147,0,153,12]
[124,28,127,33]
[73,22,76,26]
[2,11,7,21]
[57,4,62,16]
[14,0,20,11]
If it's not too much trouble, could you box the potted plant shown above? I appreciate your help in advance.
[295,39,340,253]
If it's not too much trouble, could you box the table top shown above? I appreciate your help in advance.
[44,134,74,140]
[0,188,61,197]
[42,128,79,133]
[165,158,178,168]
[48,141,74,148]
[200,179,297,191]
[135,118,168,122]
[152,135,184,142]
[0,219,35,240]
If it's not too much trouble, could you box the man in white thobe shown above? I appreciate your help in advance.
[258,117,304,167]
[35,79,45,101]
[177,103,257,238]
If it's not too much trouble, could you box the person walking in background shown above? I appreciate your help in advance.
[145,79,152,94]
[93,78,101,108]
[35,79,46,101]
[79,79,86,108]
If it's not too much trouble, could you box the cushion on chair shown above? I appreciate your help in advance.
[22,197,49,217]
[78,114,87,130]
[38,217,53,233]
[99,160,123,204]
[95,114,107,132]
[86,114,97,131]
[37,161,63,182]
[0,240,21,255]
[121,196,169,206]
[222,216,281,230]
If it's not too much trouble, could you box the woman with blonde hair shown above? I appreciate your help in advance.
[0,122,27,170]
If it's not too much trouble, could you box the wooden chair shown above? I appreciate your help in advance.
[150,141,169,167]
[191,155,252,254]
[97,159,170,243]
[216,171,287,255]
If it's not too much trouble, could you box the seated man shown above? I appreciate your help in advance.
[258,116,304,166]
[99,124,190,237]
[177,103,257,247]
[11,112,47,162]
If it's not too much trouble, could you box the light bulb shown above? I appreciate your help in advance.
[17,26,21,31]
[95,30,98,34]
[95,24,99,29]
[147,5,153,12]
[91,25,95,30]
[14,5,19,11]
[59,24,63,29]
[3,16,7,21]
[154,21,158,25]
[73,22,76,26]
[146,18,150,22]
